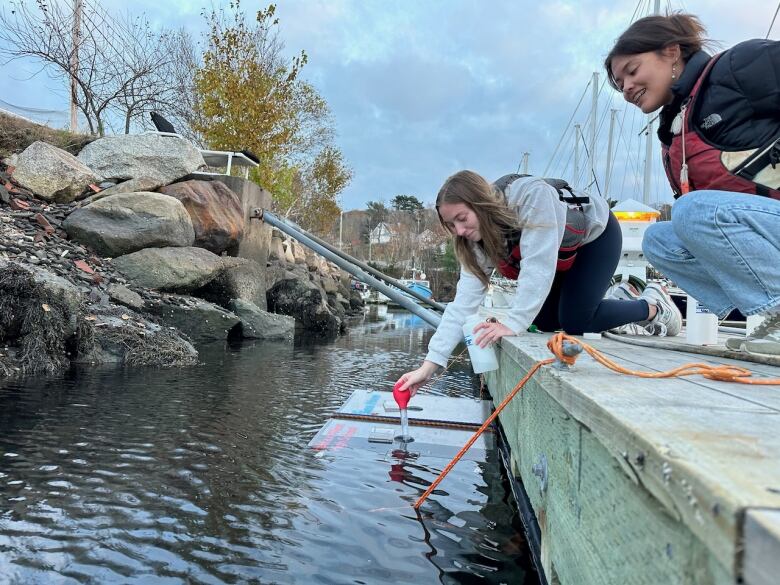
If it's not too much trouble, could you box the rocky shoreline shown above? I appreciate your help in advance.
[0,134,363,380]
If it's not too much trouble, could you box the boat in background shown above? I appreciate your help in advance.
[391,268,434,306]
[351,280,371,302]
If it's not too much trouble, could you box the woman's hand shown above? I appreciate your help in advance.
[473,320,516,348]
[396,361,439,396]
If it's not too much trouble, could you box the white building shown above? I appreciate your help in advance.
[369,222,395,245]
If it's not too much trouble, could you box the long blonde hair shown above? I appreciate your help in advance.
[436,170,519,288]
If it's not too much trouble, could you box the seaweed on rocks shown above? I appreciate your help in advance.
[0,263,90,376]
[0,354,15,377]
[97,325,197,368]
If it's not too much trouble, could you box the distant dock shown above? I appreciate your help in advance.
[485,332,780,585]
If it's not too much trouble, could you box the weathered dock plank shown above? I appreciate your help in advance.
[484,332,780,585]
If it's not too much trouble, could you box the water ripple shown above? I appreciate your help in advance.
[0,310,537,584]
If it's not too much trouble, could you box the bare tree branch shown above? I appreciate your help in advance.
[0,0,196,135]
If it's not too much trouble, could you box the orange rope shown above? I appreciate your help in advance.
[413,358,554,510]
[413,331,780,510]
[547,332,780,384]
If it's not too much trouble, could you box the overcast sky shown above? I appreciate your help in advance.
[0,0,776,209]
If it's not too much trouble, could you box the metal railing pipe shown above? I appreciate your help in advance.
[256,209,442,329]
[282,219,446,313]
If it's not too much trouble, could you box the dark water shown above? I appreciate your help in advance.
[0,308,539,584]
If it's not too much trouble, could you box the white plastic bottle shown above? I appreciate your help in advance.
[686,295,718,345]
[462,314,499,374]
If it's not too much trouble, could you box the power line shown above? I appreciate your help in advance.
[0,97,68,115]
[543,79,592,177]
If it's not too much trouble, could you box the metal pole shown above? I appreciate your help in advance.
[521,152,529,174]
[70,0,83,132]
[589,72,598,193]
[269,211,445,311]
[573,124,581,189]
[643,119,654,205]
[643,0,662,204]
[257,210,443,328]
[605,109,617,200]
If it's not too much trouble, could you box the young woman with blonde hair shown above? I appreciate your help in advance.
[396,171,681,393]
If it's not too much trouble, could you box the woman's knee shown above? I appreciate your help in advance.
[641,221,673,264]
[670,191,721,245]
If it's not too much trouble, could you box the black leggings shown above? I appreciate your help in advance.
[532,213,650,334]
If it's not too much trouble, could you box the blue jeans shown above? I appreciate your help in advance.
[642,190,780,318]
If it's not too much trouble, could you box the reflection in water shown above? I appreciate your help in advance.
[0,309,538,584]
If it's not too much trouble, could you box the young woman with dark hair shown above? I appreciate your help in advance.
[606,13,780,356]
[395,171,681,394]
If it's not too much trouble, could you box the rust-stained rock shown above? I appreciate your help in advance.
[159,180,244,255]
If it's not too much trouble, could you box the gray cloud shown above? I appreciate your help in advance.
[1,0,774,208]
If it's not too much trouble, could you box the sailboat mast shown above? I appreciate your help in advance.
[589,72,598,193]
[573,124,581,189]
[605,109,617,200]
[642,0,662,204]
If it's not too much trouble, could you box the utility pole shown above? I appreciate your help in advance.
[70,0,83,132]
[605,109,617,200]
[643,0,662,204]
[589,72,598,193]
[339,211,343,250]
[368,224,373,262]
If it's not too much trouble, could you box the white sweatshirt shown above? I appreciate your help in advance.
[425,176,610,367]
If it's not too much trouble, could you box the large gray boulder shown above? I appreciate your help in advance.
[196,257,267,310]
[228,299,294,340]
[112,247,224,293]
[267,277,343,336]
[78,176,164,207]
[146,295,241,343]
[77,134,206,184]
[12,141,103,203]
[64,192,195,257]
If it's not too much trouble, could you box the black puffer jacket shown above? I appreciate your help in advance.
[658,39,780,150]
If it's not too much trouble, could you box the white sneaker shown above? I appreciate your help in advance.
[609,282,641,301]
[744,313,780,356]
[725,313,778,352]
[607,283,648,335]
[639,283,682,337]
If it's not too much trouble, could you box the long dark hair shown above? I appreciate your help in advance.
[604,12,711,90]
[436,170,520,288]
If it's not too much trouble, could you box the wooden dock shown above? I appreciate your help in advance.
[484,332,780,585]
